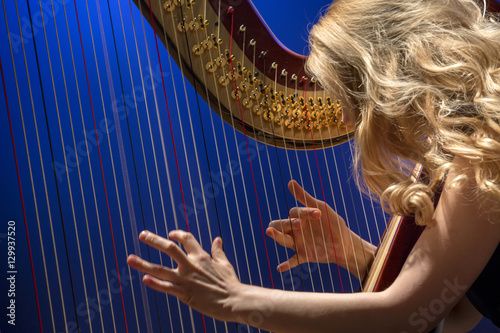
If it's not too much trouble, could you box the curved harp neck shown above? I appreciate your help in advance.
[133,0,354,149]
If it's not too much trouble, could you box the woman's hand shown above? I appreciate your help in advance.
[266,180,371,278]
[127,230,241,322]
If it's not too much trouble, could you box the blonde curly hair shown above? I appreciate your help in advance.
[307,0,500,225]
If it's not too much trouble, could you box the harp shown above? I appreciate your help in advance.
[0,0,498,332]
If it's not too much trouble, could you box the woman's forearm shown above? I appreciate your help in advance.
[343,231,376,280]
[227,284,399,333]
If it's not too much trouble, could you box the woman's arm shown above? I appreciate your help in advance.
[227,157,500,332]
[443,296,483,333]
[348,231,376,280]
[128,157,500,333]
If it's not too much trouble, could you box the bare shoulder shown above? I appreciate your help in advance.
[444,155,500,227]
[382,156,500,331]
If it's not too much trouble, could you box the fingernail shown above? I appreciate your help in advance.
[293,218,300,226]
[312,210,320,218]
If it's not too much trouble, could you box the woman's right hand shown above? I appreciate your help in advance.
[266,180,372,278]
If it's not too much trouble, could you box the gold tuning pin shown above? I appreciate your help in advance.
[219,75,230,87]
[253,105,262,115]
[202,38,213,49]
[188,19,200,31]
[275,116,284,126]
[238,80,249,92]
[263,111,274,122]
[201,19,209,30]
[163,1,175,11]
[177,18,187,33]
[192,44,204,56]
[205,61,216,73]
[295,119,303,130]
[242,98,253,109]
[292,109,302,119]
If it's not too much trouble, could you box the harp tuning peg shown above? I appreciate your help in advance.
[189,19,200,31]
[239,25,246,32]
[177,20,187,33]
[163,1,175,11]
[192,44,204,55]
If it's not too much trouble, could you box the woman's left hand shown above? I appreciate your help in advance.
[127,230,241,322]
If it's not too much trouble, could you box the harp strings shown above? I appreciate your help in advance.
[61,0,108,329]
[245,32,290,293]
[135,0,193,331]
[60,0,122,330]
[7,0,65,331]
[0,56,44,330]
[37,0,97,330]
[186,4,268,331]
[301,81,335,293]
[301,81,339,293]
[73,0,132,329]
[162,3,259,331]
[227,5,275,290]
[315,86,354,292]
[271,67,304,292]
[127,0,181,329]
[115,0,159,329]
[156,1,218,331]
[0,0,390,331]
[94,0,150,329]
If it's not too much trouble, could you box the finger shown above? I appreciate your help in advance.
[288,207,321,220]
[288,180,318,207]
[142,274,185,300]
[169,230,204,255]
[139,231,190,267]
[127,254,177,281]
[277,255,300,272]
[266,227,294,249]
[211,237,228,263]
[268,218,297,233]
